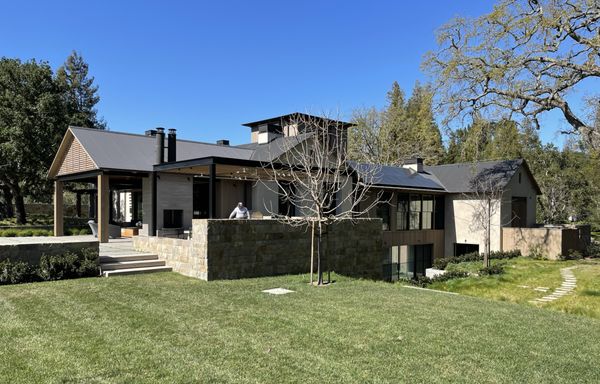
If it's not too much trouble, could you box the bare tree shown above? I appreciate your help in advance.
[258,113,382,285]
[424,0,600,150]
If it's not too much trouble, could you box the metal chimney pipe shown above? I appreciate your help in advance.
[167,129,177,162]
[155,127,165,164]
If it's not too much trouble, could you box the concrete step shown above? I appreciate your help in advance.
[101,259,165,271]
[103,266,172,277]
[99,253,158,263]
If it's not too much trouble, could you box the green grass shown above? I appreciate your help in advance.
[430,258,600,318]
[1,273,599,383]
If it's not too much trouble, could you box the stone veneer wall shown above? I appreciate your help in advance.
[133,219,383,281]
[0,239,99,265]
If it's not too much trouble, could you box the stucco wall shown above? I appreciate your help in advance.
[502,168,538,227]
[502,225,591,260]
[444,194,502,256]
[134,218,383,281]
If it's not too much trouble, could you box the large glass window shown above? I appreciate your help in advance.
[376,202,391,231]
[396,194,409,230]
[395,193,443,231]
[422,195,433,230]
[409,195,421,230]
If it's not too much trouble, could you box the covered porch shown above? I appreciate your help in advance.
[53,171,145,243]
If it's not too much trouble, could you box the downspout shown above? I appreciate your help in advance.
[152,171,158,236]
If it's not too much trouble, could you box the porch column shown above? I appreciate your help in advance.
[53,180,64,236]
[208,163,216,218]
[98,174,109,243]
[75,192,82,217]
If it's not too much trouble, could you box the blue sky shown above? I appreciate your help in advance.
[0,1,584,145]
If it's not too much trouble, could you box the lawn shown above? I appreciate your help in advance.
[1,273,599,383]
[430,258,600,319]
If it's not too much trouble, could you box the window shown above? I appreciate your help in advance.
[434,195,445,229]
[409,195,421,230]
[454,243,479,257]
[376,202,391,231]
[422,195,433,229]
[396,194,409,230]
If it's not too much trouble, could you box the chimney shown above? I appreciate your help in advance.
[403,158,423,173]
[155,128,165,164]
[167,129,177,162]
[145,129,157,137]
[257,123,282,144]
[217,139,230,146]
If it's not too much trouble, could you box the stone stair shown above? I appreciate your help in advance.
[99,240,171,277]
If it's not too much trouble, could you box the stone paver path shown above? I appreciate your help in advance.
[530,267,577,304]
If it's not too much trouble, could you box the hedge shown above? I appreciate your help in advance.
[0,227,90,237]
[0,248,99,285]
[433,250,522,270]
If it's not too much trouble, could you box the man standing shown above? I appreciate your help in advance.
[229,202,249,219]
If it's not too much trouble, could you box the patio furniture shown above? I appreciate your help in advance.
[88,220,122,239]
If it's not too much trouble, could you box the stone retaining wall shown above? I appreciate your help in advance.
[134,219,383,281]
[0,238,99,265]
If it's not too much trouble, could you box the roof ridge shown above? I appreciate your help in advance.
[69,126,253,151]
[426,158,522,168]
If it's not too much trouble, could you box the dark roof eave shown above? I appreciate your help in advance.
[364,183,446,193]
[54,168,150,181]
[242,113,354,129]
[154,156,266,171]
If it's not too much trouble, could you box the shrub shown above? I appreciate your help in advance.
[586,242,600,258]
[0,259,37,285]
[38,250,97,281]
[561,250,583,261]
[1,229,18,237]
[479,264,505,276]
[431,270,469,282]
[77,248,100,277]
[433,250,522,270]
[31,229,51,236]
[67,228,80,236]
[19,230,34,237]
[79,228,90,235]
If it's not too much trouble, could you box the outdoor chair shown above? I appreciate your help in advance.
[88,220,122,239]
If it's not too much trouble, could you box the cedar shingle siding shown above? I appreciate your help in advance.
[57,137,96,176]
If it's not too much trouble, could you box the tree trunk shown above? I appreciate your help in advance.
[484,198,491,268]
[317,222,323,285]
[12,187,26,225]
[0,186,14,218]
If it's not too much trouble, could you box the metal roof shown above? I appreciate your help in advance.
[350,162,446,191]
[66,127,314,173]
[425,159,532,193]
[69,127,254,172]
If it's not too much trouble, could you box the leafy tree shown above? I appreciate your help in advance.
[0,58,66,223]
[349,81,444,165]
[424,0,600,150]
[56,51,105,129]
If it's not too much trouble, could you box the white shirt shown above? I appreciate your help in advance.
[229,206,249,219]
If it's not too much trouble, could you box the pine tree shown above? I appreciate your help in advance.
[56,51,106,129]
[381,81,409,164]
[406,81,444,164]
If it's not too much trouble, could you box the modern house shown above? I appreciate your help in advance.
[48,113,588,280]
